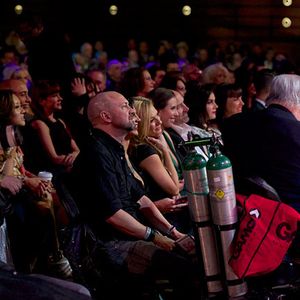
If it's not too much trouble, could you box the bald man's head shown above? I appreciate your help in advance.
[87,91,115,123]
[87,91,134,134]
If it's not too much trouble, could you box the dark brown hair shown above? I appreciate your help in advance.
[0,89,14,126]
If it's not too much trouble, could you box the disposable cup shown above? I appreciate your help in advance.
[38,171,53,182]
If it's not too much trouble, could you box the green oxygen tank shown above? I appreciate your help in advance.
[182,141,223,295]
[206,144,248,298]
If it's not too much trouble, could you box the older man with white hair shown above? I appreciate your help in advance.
[222,74,300,211]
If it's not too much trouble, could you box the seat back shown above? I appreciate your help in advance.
[238,176,280,201]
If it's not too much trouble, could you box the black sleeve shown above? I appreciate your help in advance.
[130,143,157,167]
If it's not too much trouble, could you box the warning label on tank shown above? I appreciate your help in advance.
[215,189,225,199]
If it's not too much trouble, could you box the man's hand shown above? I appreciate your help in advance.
[153,232,176,251]
[0,176,23,195]
[71,77,86,97]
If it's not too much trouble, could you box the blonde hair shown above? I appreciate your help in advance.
[132,96,152,142]
[131,96,164,161]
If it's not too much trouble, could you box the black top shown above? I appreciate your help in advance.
[72,128,145,241]
[46,118,73,155]
[22,118,73,175]
[130,143,171,201]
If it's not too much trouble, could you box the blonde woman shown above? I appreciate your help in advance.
[129,97,191,233]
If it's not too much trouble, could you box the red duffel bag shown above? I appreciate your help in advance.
[229,194,300,278]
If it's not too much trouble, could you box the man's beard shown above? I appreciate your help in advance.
[125,121,135,132]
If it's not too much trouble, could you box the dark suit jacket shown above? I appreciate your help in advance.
[251,99,266,112]
[222,104,300,210]
[165,127,188,162]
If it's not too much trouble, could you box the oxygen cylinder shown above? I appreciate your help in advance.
[182,149,223,295]
[206,145,248,298]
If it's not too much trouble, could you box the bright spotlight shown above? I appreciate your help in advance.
[282,17,292,28]
[14,4,23,15]
[283,0,292,6]
[109,5,118,16]
[182,5,191,16]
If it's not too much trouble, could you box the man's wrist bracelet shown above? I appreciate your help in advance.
[144,227,156,241]
[166,225,176,236]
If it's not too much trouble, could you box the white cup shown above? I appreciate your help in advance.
[38,171,53,182]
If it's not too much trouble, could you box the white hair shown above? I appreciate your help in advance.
[266,74,300,106]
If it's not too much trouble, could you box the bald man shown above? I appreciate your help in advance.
[72,91,201,299]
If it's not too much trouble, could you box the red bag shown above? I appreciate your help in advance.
[229,194,300,278]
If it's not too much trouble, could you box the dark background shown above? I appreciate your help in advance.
[1,0,300,61]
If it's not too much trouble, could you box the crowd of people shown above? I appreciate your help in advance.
[1,12,300,300]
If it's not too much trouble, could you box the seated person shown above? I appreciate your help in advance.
[222,73,300,272]
[22,80,80,181]
[129,96,191,233]
[72,91,201,299]
[150,87,185,182]
[171,87,220,161]
[0,260,91,300]
[221,74,300,211]
[214,83,244,129]
[0,89,72,279]
[129,97,180,202]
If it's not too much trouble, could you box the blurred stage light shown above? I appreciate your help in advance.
[109,5,118,15]
[182,5,191,16]
[282,17,292,28]
[283,0,292,6]
[14,4,23,15]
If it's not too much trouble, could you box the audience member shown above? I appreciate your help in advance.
[215,83,244,128]
[201,62,229,85]
[159,71,187,97]
[106,59,123,91]
[0,261,91,300]
[120,67,155,99]
[2,64,32,90]
[185,83,221,141]
[146,63,166,88]
[86,68,107,92]
[129,97,193,233]
[222,74,300,211]
[129,97,180,201]
[251,69,274,112]
[0,89,72,278]
[72,91,200,299]
[171,88,219,161]
[150,88,184,181]
[22,80,80,179]
[0,79,34,118]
